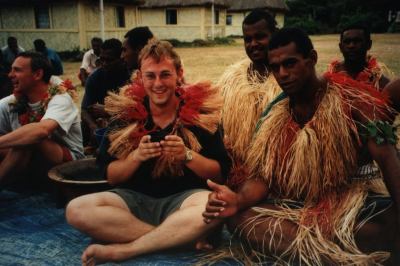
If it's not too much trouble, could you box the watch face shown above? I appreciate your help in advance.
[185,149,193,161]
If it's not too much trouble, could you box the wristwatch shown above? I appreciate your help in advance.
[184,147,193,163]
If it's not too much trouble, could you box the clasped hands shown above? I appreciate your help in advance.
[130,134,186,162]
[202,180,239,224]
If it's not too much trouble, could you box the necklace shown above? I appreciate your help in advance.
[10,80,77,125]
[17,97,47,125]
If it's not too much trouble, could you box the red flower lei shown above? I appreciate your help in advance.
[11,80,76,126]
[18,96,47,125]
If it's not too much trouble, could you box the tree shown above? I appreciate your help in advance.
[285,0,398,34]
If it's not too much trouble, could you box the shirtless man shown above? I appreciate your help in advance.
[204,28,400,265]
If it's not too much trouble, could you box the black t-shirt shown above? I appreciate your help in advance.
[97,100,231,198]
[81,67,130,109]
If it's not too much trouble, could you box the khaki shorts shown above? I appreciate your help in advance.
[110,188,208,226]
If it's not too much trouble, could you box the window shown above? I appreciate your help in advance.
[34,6,50,29]
[226,14,232,25]
[166,9,177,25]
[116,6,125,28]
[214,10,220,25]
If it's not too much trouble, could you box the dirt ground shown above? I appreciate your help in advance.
[61,33,400,88]
[60,33,400,142]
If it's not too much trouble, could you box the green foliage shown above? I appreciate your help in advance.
[285,17,322,34]
[213,37,235,45]
[165,39,191,47]
[285,0,393,34]
[359,120,398,145]
[388,21,400,33]
[192,39,211,47]
[337,12,388,33]
[58,46,82,62]
[164,37,235,48]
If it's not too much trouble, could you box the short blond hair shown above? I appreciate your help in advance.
[138,39,182,71]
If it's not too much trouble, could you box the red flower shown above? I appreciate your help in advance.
[125,82,146,99]
[179,83,210,125]
[61,79,75,91]
[356,71,370,82]
[367,57,378,69]
[41,92,49,99]
[123,103,148,121]
[18,113,29,125]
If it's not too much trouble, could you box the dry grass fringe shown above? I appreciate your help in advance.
[234,188,389,265]
[104,80,222,177]
[378,62,395,82]
[218,59,281,162]
[192,82,223,133]
[242,82,392,265]
[246,81,392,201]
[366,178,389,195]
[108,123,139,159]
[105,85,142,120]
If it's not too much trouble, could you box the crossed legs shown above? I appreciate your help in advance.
[66,191,154,243]
[227,204,298,256]
[66,190,221,264]
[228,203,397,264]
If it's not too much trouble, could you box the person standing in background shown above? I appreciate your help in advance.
[121,27,153,74]
[79,37,103,86]
[34,39,63,76]
[1,36,24,70]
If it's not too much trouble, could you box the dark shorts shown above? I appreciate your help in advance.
[264,194,392,221]
[110,188,208,226]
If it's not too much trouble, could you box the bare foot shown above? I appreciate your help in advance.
[194,224,223,251]
[82,244,109,266]
[194,226,223,252]
[195,238,214,251]
[81,243,133,265]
